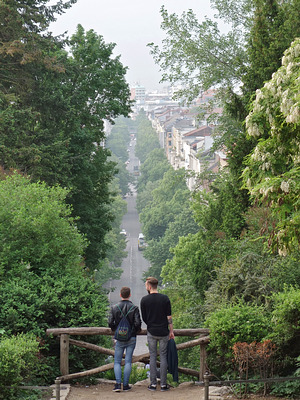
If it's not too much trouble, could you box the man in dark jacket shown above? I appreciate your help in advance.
[108,286,141,392]
[140,277,174,392]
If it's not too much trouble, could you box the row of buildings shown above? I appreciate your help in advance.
[130,84,227,191]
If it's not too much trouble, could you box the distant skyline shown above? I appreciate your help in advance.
[49,0,220,90]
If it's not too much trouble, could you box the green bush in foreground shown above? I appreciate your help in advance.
[205,302,271,375]
[0,333,40,400]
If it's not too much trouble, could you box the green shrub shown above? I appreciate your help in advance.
[271,356,300,398]
[0,173,87,279]
[0,272,110,383]
[205,302,271,376]
[269,287,300,350]
[0,173,111,383]
[266,287,300,397]
[129,364,148,384]
[0,333,40,400]
[101,362,148,384]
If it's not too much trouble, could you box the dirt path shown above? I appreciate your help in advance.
[67,380,205,400]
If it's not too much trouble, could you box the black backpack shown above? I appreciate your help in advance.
[114,304,135,342]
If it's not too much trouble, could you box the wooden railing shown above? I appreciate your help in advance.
[46,327,210,383]
[201,373,300,400]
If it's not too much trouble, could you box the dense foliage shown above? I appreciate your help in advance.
[0,0,299,396]
[243,38,300,255]
[144,0,300,394]
[0,1,132,391]
[0,174,110,381]
[134,111,160,163]
[0,0,132,270]
[0,333,40,400]
[135,117,198,281]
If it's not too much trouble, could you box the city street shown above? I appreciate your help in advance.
[107,139,150,355]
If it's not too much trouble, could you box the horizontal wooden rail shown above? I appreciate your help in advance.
[57,336,209,382]
[68,338,115,356]
[67,335,209,355]
[46,326,210,384]
[201,374,300,400]
[202,376,300,386]
[46,327,209,337]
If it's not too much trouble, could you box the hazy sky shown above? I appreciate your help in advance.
[49,0,218,90]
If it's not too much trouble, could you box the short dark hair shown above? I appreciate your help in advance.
[120,286,131,299]
[146,277,158,289]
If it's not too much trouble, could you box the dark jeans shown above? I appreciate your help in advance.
[147,332,169,386]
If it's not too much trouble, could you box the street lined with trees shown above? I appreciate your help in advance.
[0,0,299,398]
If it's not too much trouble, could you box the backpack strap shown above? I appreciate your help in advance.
[116,304,125,317]
[125,305,135,318]
[117,304,135,319]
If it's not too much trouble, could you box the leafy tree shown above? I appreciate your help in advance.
[0,272,108,337]
[145,206,198,280]
[106,118,131,163]
[243,38,300,254]
[109,153,132,197]
[56,25,132,268]
[93,178,127,285]
[149,0,300,207]
[0,173,110,378]
[242,0,300,106]
[204,205,300,313]
[0,19,132,269]
[135,117,160,164]
[140,168,190,240]
[148,5,246,102]
[193,170,247,238]
[106,134,129,164]
[0,173,86,279]
[137,148,171,194]
[0,271,110,379]
[210,0,254,28]
[106,117,133,196]
[162,231,236,301]
[136,180,157,214]
[0,0,76,97]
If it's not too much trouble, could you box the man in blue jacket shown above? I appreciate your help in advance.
[140,277,174,392]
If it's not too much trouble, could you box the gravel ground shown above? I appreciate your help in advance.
[66,380,205,400]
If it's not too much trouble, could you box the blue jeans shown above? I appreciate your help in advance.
[114,337,136,386]
[147,332,169,386]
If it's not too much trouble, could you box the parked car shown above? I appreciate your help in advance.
[138,233,147,250]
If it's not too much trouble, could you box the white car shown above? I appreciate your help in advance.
[120,229,127,236]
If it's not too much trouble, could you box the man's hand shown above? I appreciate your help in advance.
[167,316,175,339]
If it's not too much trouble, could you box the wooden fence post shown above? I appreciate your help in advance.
[204,372,209,400]
[55,379,61,400]
[60,334,69,377]
[200,343,207,381]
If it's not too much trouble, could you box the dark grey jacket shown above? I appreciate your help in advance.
[108,300,142,337]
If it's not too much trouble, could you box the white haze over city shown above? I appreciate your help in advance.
[49,0,220,91]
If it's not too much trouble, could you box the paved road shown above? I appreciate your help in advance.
[106,139,150,355]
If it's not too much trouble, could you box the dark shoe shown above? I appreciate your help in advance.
[113,383,121,392]
[160,384,170,391]
[123,384,132,391]
[147,384,157,391]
